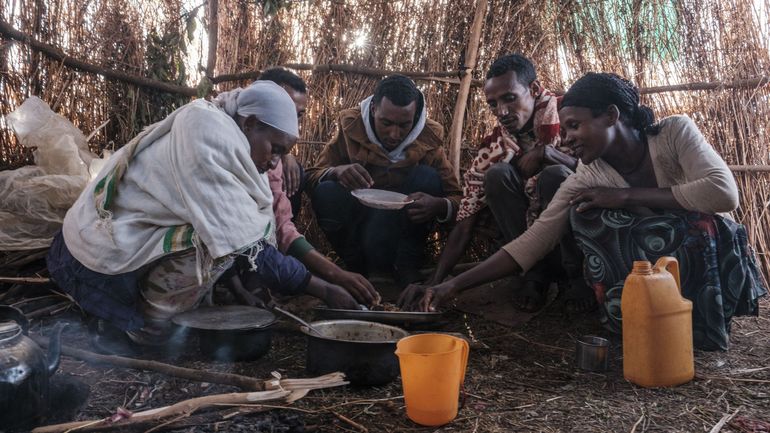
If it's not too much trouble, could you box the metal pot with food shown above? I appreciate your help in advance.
[301,319,408,386]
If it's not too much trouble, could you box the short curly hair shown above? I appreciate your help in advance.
[372,74,421,107]
[485,54,537,87]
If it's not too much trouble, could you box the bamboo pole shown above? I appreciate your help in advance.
[728,165,770,173]
[448,0,488,181]
[640,76,770,94]
[205,0,219,78]
[210,63,462,84]
[0,20,198,97]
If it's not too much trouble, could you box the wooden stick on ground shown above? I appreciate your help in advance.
[0,250,49,269]
[36,338,266,390]
[142,411,194,433]
[630,413,645,433]
[332,411,369,433]
[708,406,742,433]
[0,276,50,284]
[32,373,348,433]
[0,284,24,303]
[26,301,72,319]
[32,389,292,433]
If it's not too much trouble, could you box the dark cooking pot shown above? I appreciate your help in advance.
[172,306,276,362]
[0,306,67,430]
[197,326,273,361]
[301,320,408,386]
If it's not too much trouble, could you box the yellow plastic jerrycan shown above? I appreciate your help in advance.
[622,257,694,387]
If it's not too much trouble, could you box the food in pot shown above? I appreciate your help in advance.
[370,302,401,312]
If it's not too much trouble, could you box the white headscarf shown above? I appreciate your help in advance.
[214,81,299,139]
[65,84,296,279]
[359,92,427,162]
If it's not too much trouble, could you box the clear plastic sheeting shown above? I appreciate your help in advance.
[1,97,103,250]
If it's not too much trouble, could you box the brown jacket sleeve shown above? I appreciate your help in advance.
[305,114,351,189]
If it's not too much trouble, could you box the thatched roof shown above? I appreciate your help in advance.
[1,0,768,277]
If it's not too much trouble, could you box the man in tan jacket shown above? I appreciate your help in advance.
[306,75,461,287]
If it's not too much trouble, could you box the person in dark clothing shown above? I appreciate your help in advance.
[306,75,462,287]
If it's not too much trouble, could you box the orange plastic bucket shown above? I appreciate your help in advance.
[395,334,469,426]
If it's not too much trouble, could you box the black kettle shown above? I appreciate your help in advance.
[0,305,67,430]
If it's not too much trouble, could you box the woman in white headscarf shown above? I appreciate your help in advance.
[48,81,359,354]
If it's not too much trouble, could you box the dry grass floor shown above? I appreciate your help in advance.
[22,291,769,433]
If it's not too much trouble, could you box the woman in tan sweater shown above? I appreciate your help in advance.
[401,72,767,350]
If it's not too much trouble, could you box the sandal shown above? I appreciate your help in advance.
[513,280,548,313]
[559,278,598,314]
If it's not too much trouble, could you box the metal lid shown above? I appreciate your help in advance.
[0,320,21,341]
[172,306,276,331]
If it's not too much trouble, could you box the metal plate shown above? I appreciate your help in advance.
[351,189,414,210]
[172,306,276,331]
[313,306,445,327]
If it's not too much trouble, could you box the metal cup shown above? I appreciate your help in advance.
[575,335,609,372]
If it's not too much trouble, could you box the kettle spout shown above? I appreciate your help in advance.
[46,322,68,376]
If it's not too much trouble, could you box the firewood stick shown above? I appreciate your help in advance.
[31,389,292,433]
[332,411,369,432]
[40,335,348,394]
[36,338,266,390]
[0,276,50,284]
[266,372,348,391]
[141,411,194,433]
[11,294,62,306]
[142,411,228,432]
[708,406,742,433]
[26,301,72,319]
[33,374,348,433]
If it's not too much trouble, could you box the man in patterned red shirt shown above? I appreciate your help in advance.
[419,54,592,313]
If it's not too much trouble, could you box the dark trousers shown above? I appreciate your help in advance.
[47,231,310,332]
[311,164,444,273]
[484,163,582,283]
